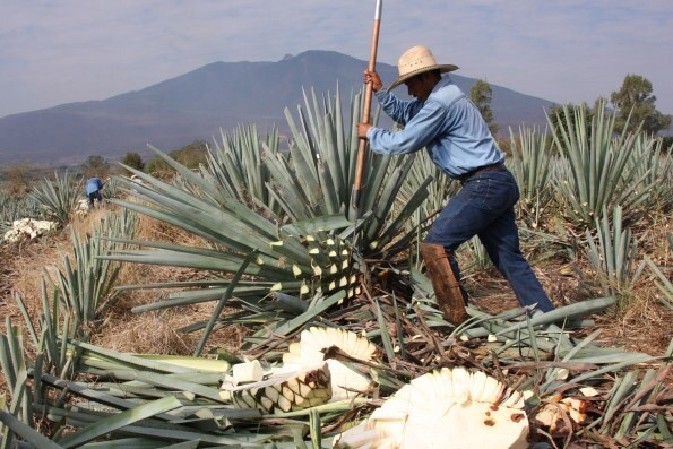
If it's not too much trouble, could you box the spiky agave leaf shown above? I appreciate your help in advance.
[54,208,136,328]
[202,123,281,213]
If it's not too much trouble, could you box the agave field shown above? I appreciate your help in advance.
[1,90,673,448]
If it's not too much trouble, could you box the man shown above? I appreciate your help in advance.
[85,177,105,209]
[357,45,554,324]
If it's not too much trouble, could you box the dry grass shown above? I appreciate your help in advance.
[87,211,248,356]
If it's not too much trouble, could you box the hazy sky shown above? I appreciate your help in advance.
[1,0,672,119]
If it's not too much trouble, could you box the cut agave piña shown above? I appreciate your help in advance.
[229,363,331,414]
[282,327,379,401]
[334,368,530,449]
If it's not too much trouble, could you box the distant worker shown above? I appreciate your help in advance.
[85,177,106,208]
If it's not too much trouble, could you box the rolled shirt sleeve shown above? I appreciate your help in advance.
[367,100,447,155]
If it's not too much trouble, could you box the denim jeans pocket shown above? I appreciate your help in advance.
[466,174,518,211]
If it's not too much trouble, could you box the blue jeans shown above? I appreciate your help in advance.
[424,167,555,312]
[88,191,102,208]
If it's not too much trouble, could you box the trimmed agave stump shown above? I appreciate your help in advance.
[230,364,332,414]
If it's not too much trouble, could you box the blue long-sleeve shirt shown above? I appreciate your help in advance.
[85,177,103,194]
[366,76,503,179]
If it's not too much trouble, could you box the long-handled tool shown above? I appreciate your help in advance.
[351,0,382,251]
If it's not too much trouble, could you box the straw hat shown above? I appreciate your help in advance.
[389,45,458,89]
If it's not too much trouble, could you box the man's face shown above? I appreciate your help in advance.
[404,72,435,101]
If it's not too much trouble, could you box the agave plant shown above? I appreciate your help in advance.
[584,205,642,299]
[100,176,122,201]
[110,165,358,331]
[267,86,432,260]
[549,100,658,227]
[0,189,41,222]
[627,133,673,212]
[54,208,136,327]
[508,126,556,228]
[645,233,673,310]
[0,322,30,431]
[29,170,82,225]
[649,269,673,310]
[201,123,280,212]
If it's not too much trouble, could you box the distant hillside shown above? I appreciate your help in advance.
[0,50,554,165]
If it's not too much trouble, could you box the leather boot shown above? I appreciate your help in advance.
[420,243,468,325]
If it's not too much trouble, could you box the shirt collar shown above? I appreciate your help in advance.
[432,75,453,94]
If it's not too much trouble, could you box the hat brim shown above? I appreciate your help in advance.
[388,63,459,90]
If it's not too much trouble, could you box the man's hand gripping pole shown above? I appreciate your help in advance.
[351,0,382,251]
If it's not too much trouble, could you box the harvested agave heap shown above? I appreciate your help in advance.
[334,367,530,449]
[222,329,531,448]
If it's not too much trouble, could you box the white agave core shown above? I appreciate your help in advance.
[336,368,529,449]
[285,327,378,401]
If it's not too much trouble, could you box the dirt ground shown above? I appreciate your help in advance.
[2,206,673,400]
[469,271,673,356]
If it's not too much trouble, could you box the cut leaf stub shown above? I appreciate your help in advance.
[334,368,530,449]
[273,234,356,299]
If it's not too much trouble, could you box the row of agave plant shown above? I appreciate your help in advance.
[1,86,673,447]
[114,94,673,306]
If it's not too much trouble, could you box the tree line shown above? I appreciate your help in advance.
[470,73,672,140]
